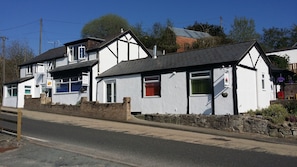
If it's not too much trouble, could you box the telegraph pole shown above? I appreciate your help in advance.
[1,36,7,84]
[39,18,42,55]
[220,16,223,30]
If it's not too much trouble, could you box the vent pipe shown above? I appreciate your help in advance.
[153,45,157,59]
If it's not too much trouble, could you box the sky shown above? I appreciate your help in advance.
[0,0,296,55]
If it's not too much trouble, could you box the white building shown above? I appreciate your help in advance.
[266,46,297,73]
[97,41,274,115]
[2,30,150,108]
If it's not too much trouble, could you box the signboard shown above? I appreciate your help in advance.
[46,79,53,88]
[224,72,230,87]
[82,73,88,86]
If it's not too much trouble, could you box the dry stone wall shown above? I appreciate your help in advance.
[144,114,297,139]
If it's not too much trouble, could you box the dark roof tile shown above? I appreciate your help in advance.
[98,41,258,77]
[20,46,65,66]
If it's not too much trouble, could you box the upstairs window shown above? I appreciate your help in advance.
[143,76,160,97]
[48,61,56,71]
[190,71,211,95]
[26,65,33,75]
[78,46,86,59]
[68,45,86,62]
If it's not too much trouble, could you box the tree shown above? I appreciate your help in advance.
[133,20,178,53]
[261,24,297,51]
[5,40,34,82]
[228,17,260,42]
[261,27,291,51]
[81,14,130,38]
[185,22,232,49]
[268,54,289,69]
[186,21,225,37]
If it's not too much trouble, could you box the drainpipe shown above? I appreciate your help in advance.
[96,78,103,102]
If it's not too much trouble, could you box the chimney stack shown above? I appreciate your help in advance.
[153,45,157,59]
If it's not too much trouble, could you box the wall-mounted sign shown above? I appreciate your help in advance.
[224,71,230,88]
[46,79,53,88]
[82,72,88,86]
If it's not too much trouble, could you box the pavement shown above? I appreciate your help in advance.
[1,106,297,166]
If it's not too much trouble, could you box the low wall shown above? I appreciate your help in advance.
[24,95,131,121]
[144,114,297,139]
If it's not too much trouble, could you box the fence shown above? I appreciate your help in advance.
[0,109,22,141]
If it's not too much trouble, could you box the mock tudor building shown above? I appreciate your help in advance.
[97,41,275,115]
[2,30,150,108]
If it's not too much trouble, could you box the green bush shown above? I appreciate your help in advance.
[283,101,297,115]
[248,104,289,124]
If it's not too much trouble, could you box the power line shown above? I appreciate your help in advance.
[0,20,39,31]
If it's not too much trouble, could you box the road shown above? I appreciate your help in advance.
[14,115,297,167]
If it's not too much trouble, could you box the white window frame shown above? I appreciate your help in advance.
[189,71,211,95]
[55,76,82,93]
[24,85,31,95]
[105,80,116,103]
[78,45,86,60]
[261,73,265,90]
[7,84,17,97]
[26,65,33,75]
[143,75,160,97]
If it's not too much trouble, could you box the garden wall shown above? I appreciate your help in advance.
[144,114,297,139]
[24,94,131,121]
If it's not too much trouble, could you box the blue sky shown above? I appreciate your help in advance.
[0,0,296,55]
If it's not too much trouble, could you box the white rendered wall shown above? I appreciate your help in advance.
[267,48,297,63]
[236,66,257,113]
[55,57,67,67]
[2,85,17,108]
[254,54,273,109]
[141,72,187,114]
[52,91,87,105]
[236,46,272,113]
[19,67,26,78]
[98,72,188,114]
[17,79,35,108]
[98,47,118,74]
[88,52,98,60]
[91,65,98,101]
[213,67,234,115]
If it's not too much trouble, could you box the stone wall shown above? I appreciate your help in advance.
[144,114,297,138]
[284,83,297,99]
[24,95,131,121]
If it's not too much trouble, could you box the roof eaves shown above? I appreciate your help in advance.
[4,76,34,85]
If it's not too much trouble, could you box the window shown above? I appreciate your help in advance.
[190,71,211,95]
[7,84,17,97]
[68,45,86,62]
[55,76,82,93]
[143,76,160,97]
[78,45,86,59]
[48,61,56,70]
[106,81,116,102]
[71,76,82,92]
[26,65,33,75]
[262,74,265,90]
[24,86,31,95]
